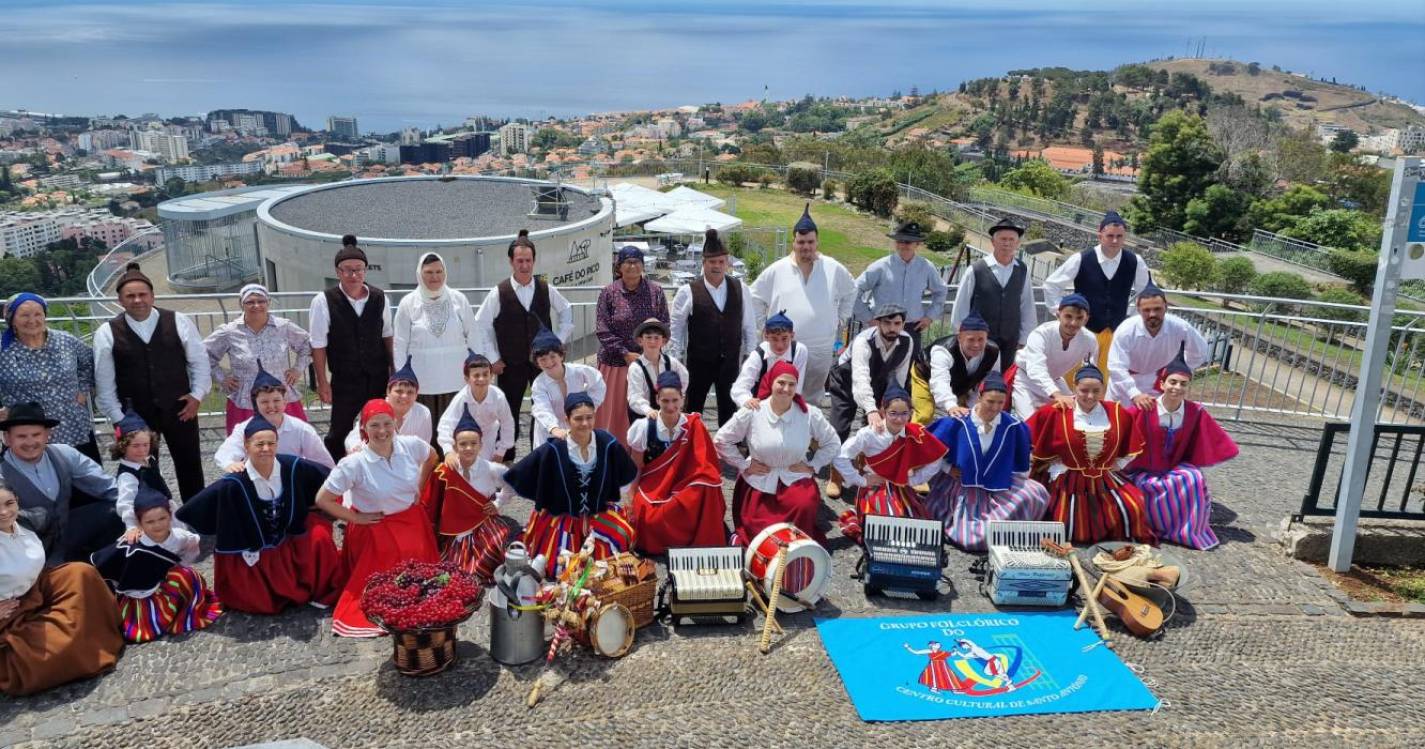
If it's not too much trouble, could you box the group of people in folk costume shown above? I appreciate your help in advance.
[0,200,1240,696]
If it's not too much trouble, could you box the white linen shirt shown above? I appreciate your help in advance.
[832,425,944,489]
[668,277,760,361]
[626,412,687,451]
[93,310,212,422]
[1041,245,1151,314]
[948,256,1038,345]
[307,286,394,349]
[529,363,606,448]
[1157,399,1186,430]
[455,457,511,510]
[472,276,575,363]
[393,288,478,395]
[713,402,840,494]
[436,386,516,459]
[625,352,690,420]
[246,460,284,500]
[322,435,433,514]
[1012,320,1099,419]
[344,403,432,454]
[929,343,1000,413]
[0,523,44,599]
[730,341,809,407]
[1106,313,1212,401]
[749,255,856,351]
[215,415,335,470]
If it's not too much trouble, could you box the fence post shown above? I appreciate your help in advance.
[1234,303,1272,421]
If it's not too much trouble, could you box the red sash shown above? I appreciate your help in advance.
[634,413,723,504]
[863,422,948,485]
[420,463,498,538]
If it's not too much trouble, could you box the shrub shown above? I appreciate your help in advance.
[1213,255,1257,305]
[847,169,899,218]
[1249,270,1314,313]
[821,179,838,201]
[925,225,966,254]
[785,165,822,196]
[1325,248,1378,296]
[895,201,936,228]
[716,164,758,186]
[1159,242,1217,291]
[1315,287,1366,323]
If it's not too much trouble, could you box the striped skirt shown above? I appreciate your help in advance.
[1128,464,1219,550]
[838,484,932,544]
[441,516,519,585]
[116,566,223,644]
[523,508,635,578]
[1044,469,1157,545]
[925,472,1051,552]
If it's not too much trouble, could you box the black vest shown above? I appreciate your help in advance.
[1073,249,1138,334]
[971,258,1027,344]
[686,277,744,366]
[493,278,553,366]
[754,341,803,386]
[628,353,673,422]
[866,332,912,404]
[109,309,191,410]
[117,458,172,499]
[641,416,670,465]
[322,286,390,379]
[940,339,1002,405]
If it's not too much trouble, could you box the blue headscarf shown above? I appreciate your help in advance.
[2,293,46,351]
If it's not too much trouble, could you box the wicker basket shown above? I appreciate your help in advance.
[387,624,460,677]
[589,554,657,628]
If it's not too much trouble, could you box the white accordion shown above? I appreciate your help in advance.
[986,520,1072,607]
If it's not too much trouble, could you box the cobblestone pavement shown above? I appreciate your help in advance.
[4,416,1422,749]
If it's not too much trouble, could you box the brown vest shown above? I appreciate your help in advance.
[493,278,553,366]
[109,309,191,410]
[686,277,744,366]
[322,285,389,379]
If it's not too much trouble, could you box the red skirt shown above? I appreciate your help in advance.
[1045,468,1157,545]
[333,503,439,638]
[213,516,346,615]
[593,363,632,450]
[523,508,635,578]
[117,565,223,644]
[731,475,825,546]
[441,516,519,586]
[837,483,931,544]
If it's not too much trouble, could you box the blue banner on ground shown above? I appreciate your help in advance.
[815,611,1158,722]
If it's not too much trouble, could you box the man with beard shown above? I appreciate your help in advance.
[1106,279,1211,408]
[825,303,915,498]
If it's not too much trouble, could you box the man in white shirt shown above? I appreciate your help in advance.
[928,311,1001,417]
[436,352,516,461]
[949,216,1038,370]
[749,204,856,404]
[825,304,914,498]
[472,231,575,461]
[668,229,758,427]
[1041,211,1148,370]
[93,262,211,500]
[1012,294,1098,419]
[309,236,395,460]
[1106,280,1212,408]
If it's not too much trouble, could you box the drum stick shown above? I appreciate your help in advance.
[759,544,789,655]
[1067,556,1112,646]
[1074,572,1111,630]
[744,581,783,634]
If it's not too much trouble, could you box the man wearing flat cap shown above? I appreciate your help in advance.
[825,302,916,496]
[308,234,394,459]
[949,216,1038,370]
[852,219,947,350]
[1042,210,1148,371]
[0,402,122,563]
[93,261,210,500]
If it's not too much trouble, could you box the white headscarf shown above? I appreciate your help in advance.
[415,252,453,337]
[417,252,448,301]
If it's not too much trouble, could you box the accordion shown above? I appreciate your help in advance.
[667,547,748,625]
[863,515,944,599]
[986,520,1071,607]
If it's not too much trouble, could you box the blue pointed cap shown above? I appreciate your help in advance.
[453,404,482,436]
[563,391,595,415]
[763,309,794,333]
[879,381,912,408]
[1099,210,1127,230]
[389,355,419,388]
[655,369,683,393]
[132,484,170,517]
[532,326,563,357]
[113,407,149,439]
[794,202,817,234]
[249,361,284,396]
[1058,293,1091,312]
[1074,358,1104,384]
[958,310,990,333]
[1137,273,1166,302]
[243,413,279,438]
[979,370,1008,394]
[1162,341,1192,379]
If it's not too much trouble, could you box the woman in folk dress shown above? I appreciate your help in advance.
[832,383,946,544]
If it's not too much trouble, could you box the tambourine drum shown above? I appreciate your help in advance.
[745,522,831,613]
[589,603,635,658]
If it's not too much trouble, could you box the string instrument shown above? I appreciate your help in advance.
[1042,539,1164,639]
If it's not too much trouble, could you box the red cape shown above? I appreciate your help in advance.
[420,462,499,538]
[629,413,728,554]
[1028,400,1144,473]
[1126,400,1239,473]
[864,422,948,484]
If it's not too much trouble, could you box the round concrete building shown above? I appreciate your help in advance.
[255,175,614,293]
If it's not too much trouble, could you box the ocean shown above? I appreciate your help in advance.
[2,0,1422,132]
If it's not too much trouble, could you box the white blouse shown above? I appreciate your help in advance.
[626,413,687,451]
[833,425,944,489]
[1157,399,1186,430]
[394,288,478,396]
[436,385,516,460]
[0,523,44,599]
[731,341,809,407]
[216,414,335,469]
[322,435,433,514]
[455,457,511,509]
[714,401,840,494]
[344,402,433,453]
[625,352,690,420]
[114,460,188,530]
[529,363,606,448]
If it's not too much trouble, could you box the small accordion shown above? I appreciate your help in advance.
[986,520,1072,607]
[667,547,748,625]
[863,515,945,598]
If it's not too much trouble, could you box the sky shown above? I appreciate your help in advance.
[3,0,1422,132]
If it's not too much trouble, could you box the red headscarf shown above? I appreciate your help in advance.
[359,398,396,442]
[755,360,807,412]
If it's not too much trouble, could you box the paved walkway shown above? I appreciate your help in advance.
[4,417,1421,749]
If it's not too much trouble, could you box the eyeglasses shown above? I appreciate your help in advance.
[337,266,366,276]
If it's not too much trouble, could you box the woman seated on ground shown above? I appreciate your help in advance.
[176,415,345,615]
[342,358,432,454]
[317,399,440,638]
[713,361,840,546]
[0,480,123,696]
[626,371,727,554]
[925,371,1050,552]
[420,406,518,585]
[1027,361,1154,545]
[215,364,334,471]
[92,485,222,643]
[1124,344,1239,550]
[504,393,639,577]
[832,383,947,544]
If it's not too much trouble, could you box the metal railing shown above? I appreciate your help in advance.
[1248,228,1336,273]
[1299,422,1425,520]
[85,227,165,301]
